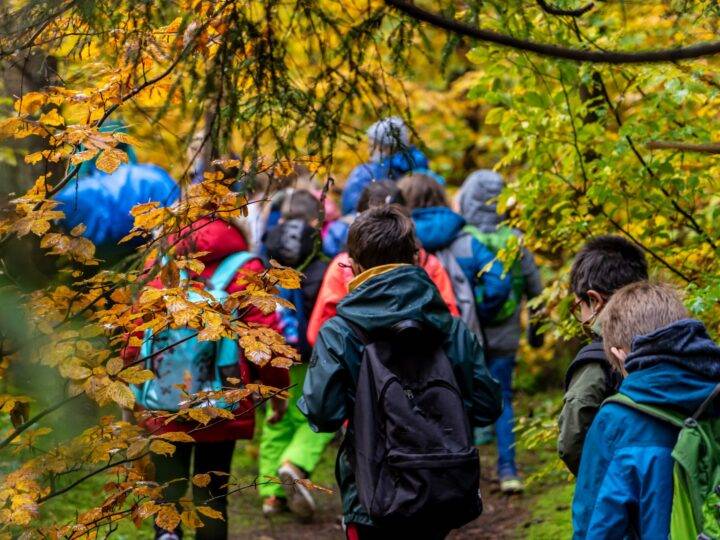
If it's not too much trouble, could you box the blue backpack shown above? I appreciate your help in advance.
[133,252,255,412]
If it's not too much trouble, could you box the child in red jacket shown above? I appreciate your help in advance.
[124,217,288,540]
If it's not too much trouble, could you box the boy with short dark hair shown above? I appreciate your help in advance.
[558,235,648,475]
[572,281,720,538]
[299,206,502,539]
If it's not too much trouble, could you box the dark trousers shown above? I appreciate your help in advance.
[153,440,235,540]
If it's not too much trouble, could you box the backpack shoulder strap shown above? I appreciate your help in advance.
[691,382,720,421]
[342,318,371,346]
[207,251,257,293]
[604,393,686,428]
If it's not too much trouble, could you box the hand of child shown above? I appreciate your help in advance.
[267,396,288,424]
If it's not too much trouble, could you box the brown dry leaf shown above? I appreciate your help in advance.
[126,439,148,459]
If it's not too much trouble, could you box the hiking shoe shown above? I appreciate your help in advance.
[278,462,316,519]
[262,496,288,517]
[499,475,525,494]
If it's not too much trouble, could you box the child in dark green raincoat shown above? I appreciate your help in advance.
[298,206,502,539]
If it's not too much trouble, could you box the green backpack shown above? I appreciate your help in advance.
[464,225,525,325]
[605,383,720,540]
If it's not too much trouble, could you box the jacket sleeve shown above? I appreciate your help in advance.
[298,318,352,432]
[341,164,373,215]
[306,260,348,347]
[448,319,502,427]
[423,252,460,317]
[469,237,513,322]
[558,363,609,476]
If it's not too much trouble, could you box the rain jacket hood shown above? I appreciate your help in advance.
[341,146,429,214]
[411,207,466,252]
[458,170,504,233]
[338,265,454,334]
[622,319,720,415]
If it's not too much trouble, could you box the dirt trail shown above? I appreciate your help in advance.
[230,455,529,540]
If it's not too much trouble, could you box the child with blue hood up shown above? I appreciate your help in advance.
[573,281,720,539]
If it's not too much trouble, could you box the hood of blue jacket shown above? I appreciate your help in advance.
[411,207,465,251]
[458,170,504,233]
[337,265,453,334]
[621,319,720,416]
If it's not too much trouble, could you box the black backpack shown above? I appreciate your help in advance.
[346,319,482,530]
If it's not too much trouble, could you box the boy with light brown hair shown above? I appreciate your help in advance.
[572,281,720,539]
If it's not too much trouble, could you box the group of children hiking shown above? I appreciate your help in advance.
[116,116,720,540]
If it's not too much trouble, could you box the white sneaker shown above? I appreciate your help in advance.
[278,462,316,519]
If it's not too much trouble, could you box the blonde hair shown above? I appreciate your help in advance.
[599,281,688,372]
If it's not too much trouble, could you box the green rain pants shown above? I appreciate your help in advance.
[258,363,335,498]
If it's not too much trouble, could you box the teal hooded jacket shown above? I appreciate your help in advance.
[298,265,502,526]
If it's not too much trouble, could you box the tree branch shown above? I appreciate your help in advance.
[0,394,80,450]
[536,0,594,17]
[647,140,720,154]
[385,0,720,64]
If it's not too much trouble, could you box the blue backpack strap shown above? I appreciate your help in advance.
[207,251,257,293]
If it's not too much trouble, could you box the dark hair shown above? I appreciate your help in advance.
[347,206,417,270]
[397,174,448,210]
[570,235,648,300]
[357,180,405,213]
[281,189,321,222]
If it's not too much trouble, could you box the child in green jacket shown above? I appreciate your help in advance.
[558,235,647,475]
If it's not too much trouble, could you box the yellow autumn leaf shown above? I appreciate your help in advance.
[24,151,45,165]
[69,148,98,165]
[187,408,211,425]
[191,473,211,487]
[119,368,154,384]
[107,381,135,409]
[196,506,225,521]
[95,148,128,173]
[155,506,181,532]
[149,439,176,457]
[181,509,204,528]
[105,357,124,376]
[59,362,92,380]
[270,357,295,368]
[39,108,65,127]
[156,431,195,443]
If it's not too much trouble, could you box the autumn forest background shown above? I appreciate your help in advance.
[1,0,720,538]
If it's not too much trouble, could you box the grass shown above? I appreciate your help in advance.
[523,482,574,539]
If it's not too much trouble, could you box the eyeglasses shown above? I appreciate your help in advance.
[570,294,608,325]
[569,298,584,323]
